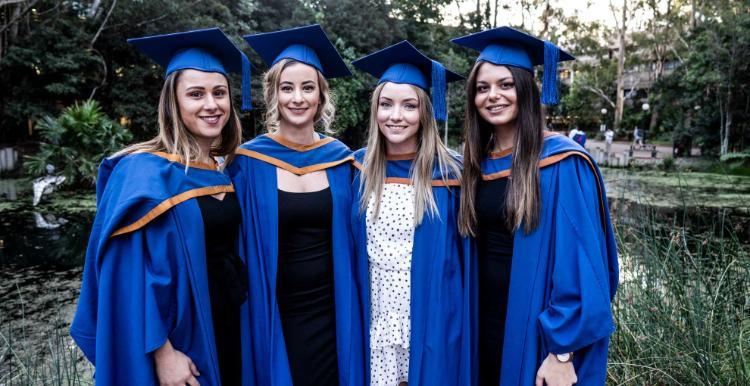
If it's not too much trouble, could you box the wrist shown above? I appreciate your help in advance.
[554,352,574,363]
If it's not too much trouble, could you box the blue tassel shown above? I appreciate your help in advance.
[431,60,447,122]
[541,41,560,106]
[241,53,253,112]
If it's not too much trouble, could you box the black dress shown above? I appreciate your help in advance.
[197,192,247,385]
[277,187,339,386]
[475,177,515,386]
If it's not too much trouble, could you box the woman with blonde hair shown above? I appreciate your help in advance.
[228,24,365,386]
[350,41,471,386]
[71,28,252,385]
[452,27,619,386]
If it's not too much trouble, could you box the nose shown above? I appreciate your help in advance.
[204,94,219,110]
[488,85,502,101]
[292,88,304,104]
[389,105,403,122]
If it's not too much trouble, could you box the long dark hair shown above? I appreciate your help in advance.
[458,62,544,236]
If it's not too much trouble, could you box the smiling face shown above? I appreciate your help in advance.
[277,62,320,131]
[175,69,230,149]
[474,63,518,130]
[376,82,421,154]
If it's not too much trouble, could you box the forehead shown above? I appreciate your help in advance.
[177,69,228,87]
[379,82,419,100]
[279,61,319,82]
[475,62,513,82]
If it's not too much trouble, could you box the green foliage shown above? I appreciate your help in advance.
[609,209,750,384]
[24,100,131,187]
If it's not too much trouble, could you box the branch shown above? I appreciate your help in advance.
[581,85,616,108]
[0,0,39,34]
[90,0,117,48]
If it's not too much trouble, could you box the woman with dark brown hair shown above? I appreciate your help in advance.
[452,27,619,386]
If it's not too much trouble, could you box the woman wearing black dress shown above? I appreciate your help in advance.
[229,24,366,386]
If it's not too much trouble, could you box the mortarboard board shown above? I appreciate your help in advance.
[451,26,575,105]
[128,28,253,111]
[243,24,351,79]
[351,41,463,122]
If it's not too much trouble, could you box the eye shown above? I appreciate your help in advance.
[404,103,417,110]
[379,101,392,108]
[280,85,293,93]
[303,85,316,92]
[213,89,227,97]
[500,82,515,90]
[189,91,203,98]
[476,85,489,93]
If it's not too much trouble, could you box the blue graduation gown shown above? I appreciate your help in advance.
[350,149,473,386]
[227,133,366,386]
[480,134,619,386]
[70,151,243,385]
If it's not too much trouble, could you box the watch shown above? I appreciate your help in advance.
[555,352,573,363]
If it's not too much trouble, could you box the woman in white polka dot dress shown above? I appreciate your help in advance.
[350,42,473,386]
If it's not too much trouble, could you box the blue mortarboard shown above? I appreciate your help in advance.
[451,26,575,105]
[351,41,463,122]
[243,24,351,79]
[128,28,253,111]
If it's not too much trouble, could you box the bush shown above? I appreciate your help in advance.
[24,100,132,187]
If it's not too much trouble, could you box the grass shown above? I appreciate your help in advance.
[0,285,92,385]
[608,206,750,385]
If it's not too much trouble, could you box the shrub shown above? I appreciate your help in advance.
[24,100,132,187]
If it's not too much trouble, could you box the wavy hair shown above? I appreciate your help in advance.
[262,59,336,133]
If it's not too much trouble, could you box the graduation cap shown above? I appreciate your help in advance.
[128,28,252,111]
[451,26,575,105]
[351,41,463,122]
[243,24,351,79]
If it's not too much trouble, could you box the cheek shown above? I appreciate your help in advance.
[306,92,320,108]
[404,111,420,129]
[376,108,390,125]
[474,93,486,109]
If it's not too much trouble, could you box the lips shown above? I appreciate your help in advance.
[199,115,222,124]
[287,107,309,115]
[487,104,509,113]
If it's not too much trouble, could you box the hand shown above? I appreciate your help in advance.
[535,353,577,386]
[154,340,201,386]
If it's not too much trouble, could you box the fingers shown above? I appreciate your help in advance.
[186,375,200,386]
[189,360,200,377]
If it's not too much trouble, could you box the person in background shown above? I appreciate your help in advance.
[71,28,252,385]
[350,41,471,386]
[228,24,365,386]
[604,128,614,164]
[453,26,619,386]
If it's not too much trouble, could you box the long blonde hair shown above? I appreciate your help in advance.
[359,82,461,225]
[262,59,336,133]
[114,70,243,168]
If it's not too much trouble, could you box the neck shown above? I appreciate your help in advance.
[195,138,215,164]
[277,122,317,145]
[385,136,418,156]
[493,121,516,151]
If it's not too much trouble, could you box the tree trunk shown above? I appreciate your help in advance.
[722,88,732,155]
[614,0,627,132]
[493,0,498,27]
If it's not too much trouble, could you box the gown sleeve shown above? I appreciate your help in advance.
[537,155,616,355]
[71,209,182,384]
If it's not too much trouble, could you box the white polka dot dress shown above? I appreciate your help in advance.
[366,183,415,386]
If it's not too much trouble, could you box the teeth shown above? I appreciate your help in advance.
[201,116,220,124]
